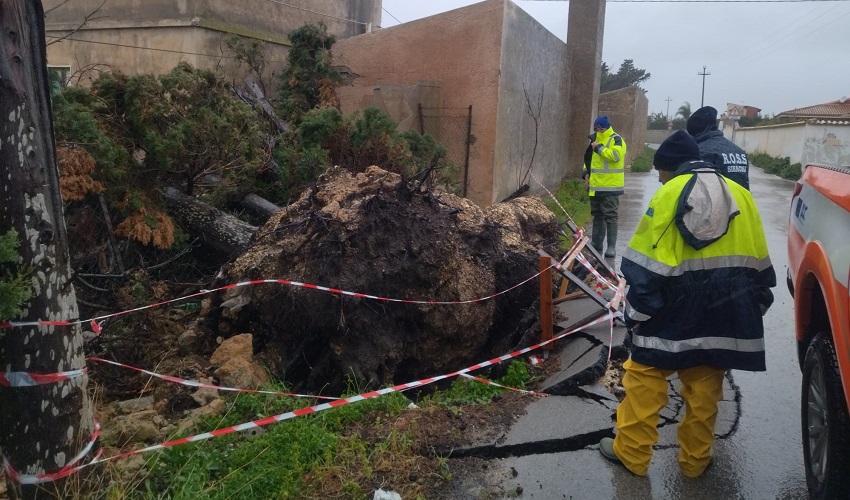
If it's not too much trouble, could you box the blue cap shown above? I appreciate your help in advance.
[593,116,611,130]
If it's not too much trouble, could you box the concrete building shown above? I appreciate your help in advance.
[333,0,646,207]
[44,0,381,87]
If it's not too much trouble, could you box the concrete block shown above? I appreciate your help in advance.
[541,338,608,396]
[498,394,614,447]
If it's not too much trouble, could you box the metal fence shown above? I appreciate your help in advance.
[418,105,472,196]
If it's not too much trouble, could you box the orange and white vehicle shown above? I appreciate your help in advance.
[787,162,850,499]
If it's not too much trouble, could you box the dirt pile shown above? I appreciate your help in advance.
[204,166,560,393]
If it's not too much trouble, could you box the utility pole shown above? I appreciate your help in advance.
[665,96,672,121]
[698,66,711,108]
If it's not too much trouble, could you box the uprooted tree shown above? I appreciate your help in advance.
[0,0,95,497]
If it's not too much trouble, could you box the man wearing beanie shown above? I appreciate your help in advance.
[687,106,751,190]
[598,130,775,477]
[583,115,626,259]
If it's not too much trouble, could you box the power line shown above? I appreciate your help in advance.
[264,0,368,25]
[45,35,288,62]
[382,7,403,25]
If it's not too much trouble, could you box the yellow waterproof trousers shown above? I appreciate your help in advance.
[613,358,726,477]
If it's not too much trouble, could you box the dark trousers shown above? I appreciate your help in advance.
[590,195,620,257]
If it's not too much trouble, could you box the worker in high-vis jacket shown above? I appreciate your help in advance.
[598,130,776,477]
[582,116,626,259]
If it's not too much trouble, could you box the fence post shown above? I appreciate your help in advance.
[418,103,425,135]
[539,255,553,350]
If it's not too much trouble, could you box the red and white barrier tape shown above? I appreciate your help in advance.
[459,373,549,397]
[0,368,87,388]
[2,255,572,333]
[43,310,616,473]
[2,420,102,485]
[574,252,617,291]
[88,357,340,400]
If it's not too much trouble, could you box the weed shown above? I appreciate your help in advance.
[749,152,802,181]
[631,145,656,173]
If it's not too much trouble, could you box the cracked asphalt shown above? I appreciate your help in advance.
[450,167,808,499]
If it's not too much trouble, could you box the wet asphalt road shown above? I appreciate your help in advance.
[489,166,808,499]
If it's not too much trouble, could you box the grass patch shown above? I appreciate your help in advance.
[125,361,534,498]
[544,179,591,252]
[630,145,655,173]
[749,152,802,180]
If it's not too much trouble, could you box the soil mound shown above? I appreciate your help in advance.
[205,166,559,393]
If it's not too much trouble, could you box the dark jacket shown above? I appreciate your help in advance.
[692,130,750,190]
[621,161,776,371]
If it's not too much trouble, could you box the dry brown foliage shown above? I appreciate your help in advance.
[318,78,340,110]
[58,146,105,201]
[114,208,175,250]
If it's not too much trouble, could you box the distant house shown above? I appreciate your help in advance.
[724,103,761,119]
[727,96,850,167]
[44,0,381,86]
[777,97,850,120]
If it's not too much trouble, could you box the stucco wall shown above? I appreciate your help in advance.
[599,86,648,167]
[44,0,380,38]
[332,0,505,207]
[730,122,806,164]
[45,0,380,84]
[493,1,570,202]
[728,121,850,166]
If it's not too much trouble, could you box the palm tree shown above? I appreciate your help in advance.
[676,102,692,120]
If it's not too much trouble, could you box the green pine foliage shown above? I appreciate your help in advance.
[0,230,31,322]
[277,23,341,123]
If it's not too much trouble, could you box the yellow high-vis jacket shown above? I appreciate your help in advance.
[620,161,776,371]
[587,127,626,197]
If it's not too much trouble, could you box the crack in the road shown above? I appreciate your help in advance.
[439,428,615,459]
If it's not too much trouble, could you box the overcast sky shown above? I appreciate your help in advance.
[379,0,850,118]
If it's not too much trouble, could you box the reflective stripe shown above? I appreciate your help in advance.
[623,247,773,277]
[626,303,652,321]
[591,187,625,193]
[632,333,765,353]
[791,181,850,287]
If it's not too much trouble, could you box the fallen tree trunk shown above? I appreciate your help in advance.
[241,193,281,221]
[245,77,289,134]
[163,187,257,256]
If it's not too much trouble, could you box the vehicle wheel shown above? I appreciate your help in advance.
[801,332,850,499]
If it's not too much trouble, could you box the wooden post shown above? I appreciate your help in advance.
[540,255,553,350]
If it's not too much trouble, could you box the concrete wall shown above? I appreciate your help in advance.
[729,121,850,166]
[333,0,505,207]
[645,129,674,145]
[599,86,648,167]
[44,0,380,85]
[493,1,570,201]
[730,122,806,163]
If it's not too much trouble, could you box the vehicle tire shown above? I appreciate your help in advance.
[801,332,850,499]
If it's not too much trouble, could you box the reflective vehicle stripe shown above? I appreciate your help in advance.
[623,248,772,277]
[632,333,765,353]
[791,182,850,288]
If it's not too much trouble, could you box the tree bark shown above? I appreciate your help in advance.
[245,77,289,134]
[0,1,95,497]
[240,193,281,222]
[163,187,257,256]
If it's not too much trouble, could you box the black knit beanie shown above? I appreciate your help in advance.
[654,130,702,171]
[687,106,719,136]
